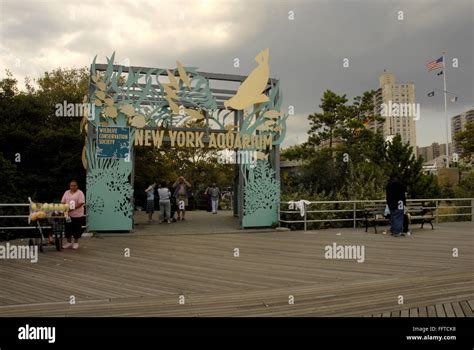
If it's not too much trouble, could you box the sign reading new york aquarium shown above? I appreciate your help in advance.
[96,126,130,159]
[134,129,273,150]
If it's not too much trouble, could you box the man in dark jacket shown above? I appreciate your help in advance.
[386,176,406,236]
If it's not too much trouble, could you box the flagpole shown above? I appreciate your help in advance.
[442,52,449,167]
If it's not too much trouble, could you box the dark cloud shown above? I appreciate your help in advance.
[1,0,472,147]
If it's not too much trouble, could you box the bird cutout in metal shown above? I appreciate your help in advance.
[224,48,270,110]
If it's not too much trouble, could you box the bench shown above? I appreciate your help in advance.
[406,201,435,230]
[363,203,389,234]
[363,202,435,234]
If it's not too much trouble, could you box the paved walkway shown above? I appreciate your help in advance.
[0,222,472,316]
[131,209,243,235]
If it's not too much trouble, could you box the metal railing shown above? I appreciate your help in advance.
[279,198,474,231]
[0,203,88,233]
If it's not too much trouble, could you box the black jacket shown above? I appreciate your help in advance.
[386,178,406,211]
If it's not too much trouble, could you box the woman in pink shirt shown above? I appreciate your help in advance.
[61,180,85,250]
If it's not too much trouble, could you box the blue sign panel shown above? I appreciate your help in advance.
[96,126,130,159]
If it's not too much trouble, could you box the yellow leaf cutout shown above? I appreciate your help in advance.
[177,61,191,88]
[130,114,146,128]
[163,84,177,99]
[104,106,117,119]
[120,104,135,116]
[166,70,180,91]
[97,81,106,91]
[81,144,87,169]
[96,91,105,100]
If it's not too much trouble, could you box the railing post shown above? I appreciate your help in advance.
[304,203,307,231]
[435,200,439,224]
[353,202,356,229]
[278,202,281,228]
[471,199,474,222]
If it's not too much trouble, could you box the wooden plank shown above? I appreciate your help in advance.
[460,301,473,317]
[0,220,472,317]
[427,305,437,317]
[391,311,400,317]
[452,302,464,317]
[435,304,446,317]
[418,306,428,317]
[443,303,456,317]
[468,300,474,311]
[400,309,409,317]
[409,308,418,317]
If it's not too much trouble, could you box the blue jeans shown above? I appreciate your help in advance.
[390,208,404,235]
[211,199,218,213]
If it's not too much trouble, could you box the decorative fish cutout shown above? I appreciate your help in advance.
[273,125,283,132]
[185,108,205,120]
[256,120,274,131]
[264,110,281,119]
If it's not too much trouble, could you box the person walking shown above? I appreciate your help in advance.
[173,176,191,221]
[169,182,177,222]
[386,176,406,237]
[205,185,212,212]
[145,182,156,223]
[206,183,220,214]
[158,182,172,224]
[61,180,85,250]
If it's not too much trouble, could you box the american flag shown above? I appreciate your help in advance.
[426,56,443,71]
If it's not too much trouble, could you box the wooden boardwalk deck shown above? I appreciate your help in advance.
[0,221,472,317]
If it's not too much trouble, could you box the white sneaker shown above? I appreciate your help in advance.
[72,243,79,250]
[406,231,412,236]
[63,242,73,249]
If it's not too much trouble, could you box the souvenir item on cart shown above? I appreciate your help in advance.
[27,197,67,252]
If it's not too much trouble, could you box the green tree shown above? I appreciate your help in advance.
[281,143,313,161]
[383,134,439,198]
[454,171,474,197]
[307,90,348,158]
[0,68,88,203]
[454,121,474,162]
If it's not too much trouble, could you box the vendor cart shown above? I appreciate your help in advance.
[28,197,69,252]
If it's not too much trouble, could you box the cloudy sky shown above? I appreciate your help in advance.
[1,0,472,147]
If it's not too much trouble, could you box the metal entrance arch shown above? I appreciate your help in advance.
[83,51,289,232]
